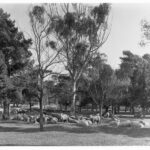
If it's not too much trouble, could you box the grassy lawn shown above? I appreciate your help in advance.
[0,119,150,146]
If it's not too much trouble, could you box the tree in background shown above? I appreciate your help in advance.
[108,72,130,114]
[118,51,150,113]
[47,3,111,115]
[0,51,13,119]
[0,8,32,119]
[21,65,39,112]
[84,53,113,116]
[51,74,72,111]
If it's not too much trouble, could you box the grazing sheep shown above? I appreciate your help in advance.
[17,109,26,114]
[49,117,58,124]
[130,121,144,128]
[43,115,49,124]
[89,113,101,124]
[139,120,150,127]
[60,113,69,122]
[87,119,93,125]
[70,116,76,120]
[29,115,37,123]
[11,114,24,121]
[22,114,30,122]
[118,120,131,127]
[10,109,18,115]
[51,113,61,120]
[68,117,79,123]
[78,119,89,127]
[109,118,120,127]
[111,115,119,121]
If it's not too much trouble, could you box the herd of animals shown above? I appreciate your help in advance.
[9,107,150,128]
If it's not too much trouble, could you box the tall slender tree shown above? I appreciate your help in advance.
[29,5,62,131]
[47,3,111,115]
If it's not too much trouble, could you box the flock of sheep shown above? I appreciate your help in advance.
[9,108,150,128]
[10,108,101,126]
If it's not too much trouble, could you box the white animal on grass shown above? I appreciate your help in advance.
[50,117,58,124]
[109,118,120,127]
[87,120,93,125]
[78,119,89,127]
[60,113,69,122]
[43,115,49,124]
[130,121,144,128]
[118,120,131,127]
[89,113,101,124]
[139,120,150,127]
[68,117,79,123]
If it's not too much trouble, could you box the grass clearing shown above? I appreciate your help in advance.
[0,118,150,146]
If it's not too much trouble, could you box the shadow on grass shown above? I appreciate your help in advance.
[1,122,150,139]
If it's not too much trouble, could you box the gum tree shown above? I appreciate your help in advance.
[47,3,111,115]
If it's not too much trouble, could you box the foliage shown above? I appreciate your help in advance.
[52,74,72,108]
[0,8,32,119]
[29,5,62,130]
[118,50,150,108]
[46,3,111,115]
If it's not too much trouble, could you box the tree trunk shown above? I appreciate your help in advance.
[39,95,44,131]
[65,105,67,111]
[39,77,44,131]
[99,100,103,117]
[131,106,134,114]
[29,102,32,112]
[112,105,114,115]
[117,105,120,113]
[114,106,117,114]
[59,103,62,111]
[91,103,94,113]
[70,81,77,116]
[80,107,82,113]
[125,106,127,112]
[2,99,10,120]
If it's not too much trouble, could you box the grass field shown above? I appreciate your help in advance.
[0,119,150,146]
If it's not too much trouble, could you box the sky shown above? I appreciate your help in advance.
[1,3,150,69]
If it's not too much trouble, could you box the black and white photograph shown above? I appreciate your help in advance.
[1,0,150,146]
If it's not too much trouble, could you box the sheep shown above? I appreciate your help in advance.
[29,115,37,123]
[111,115,119,121]
[22,114,30,123]
[118,120,131,127]
[60,113,69,122]
[17,109,26,115]
[68,117,79,123]
[11,114,24,121]
[87,119,93,125]
[70,115,76,120]
[51,113,61,120]
[43,115,50,124]
[89,113,101,124]
[49,117,58,124]
[130,121,145,128]
[10,109,18,115]
[104,112,110,118]
[78,118,89,127]
[139,120,150,127]
[109,118,120,127]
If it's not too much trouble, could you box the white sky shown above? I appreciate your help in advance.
[1,2,150,69]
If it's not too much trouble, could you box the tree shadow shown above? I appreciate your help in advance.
[0,122,150,139]
[97,126,150,138]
